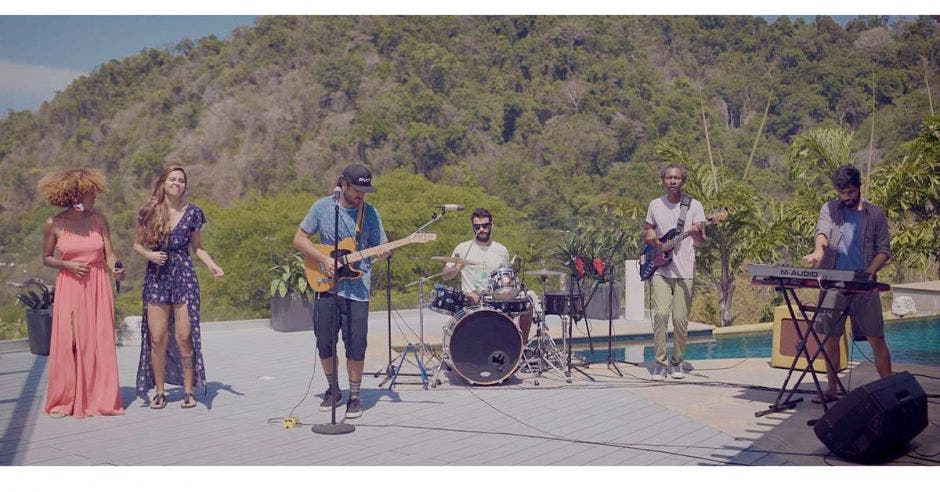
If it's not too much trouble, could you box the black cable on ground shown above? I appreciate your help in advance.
[266,355,319,427]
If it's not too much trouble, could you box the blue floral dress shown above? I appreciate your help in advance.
[135,204,208,398]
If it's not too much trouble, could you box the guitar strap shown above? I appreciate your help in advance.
[355,203,365,246]
[676,195,692,231]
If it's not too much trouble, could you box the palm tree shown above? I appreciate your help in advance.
[782,127,855,257]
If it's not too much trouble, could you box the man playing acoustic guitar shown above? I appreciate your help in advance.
[293,163,389,419]
[642,164,707,381]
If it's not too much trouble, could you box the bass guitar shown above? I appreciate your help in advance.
[305,232,437,292]
[638,209,728,281]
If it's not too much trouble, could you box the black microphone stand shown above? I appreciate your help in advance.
[313,191,354,435]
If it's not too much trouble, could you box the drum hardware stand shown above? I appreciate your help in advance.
[518,270,567,385]
[521,315,568,385]
[377,208,451,390]
[313,188,354,436]
[563,272,595,382]
[378,272,444,390]
[755,284,850,417]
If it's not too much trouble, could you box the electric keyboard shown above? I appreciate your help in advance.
[748,264,889,292]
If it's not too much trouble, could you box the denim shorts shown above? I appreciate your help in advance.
[314,293,369,360]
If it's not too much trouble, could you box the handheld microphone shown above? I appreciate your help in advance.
[434,204,465,212]
[114,261,123,294]
[333,186,342,201]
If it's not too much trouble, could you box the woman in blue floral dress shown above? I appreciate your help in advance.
[133,166,224,409]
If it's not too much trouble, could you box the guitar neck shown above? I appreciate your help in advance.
[662,229,695,251]
[345,236,414,262]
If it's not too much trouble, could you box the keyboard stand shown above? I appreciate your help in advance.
[755,281,850,417]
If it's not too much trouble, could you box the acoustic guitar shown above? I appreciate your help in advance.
[638,209,728,281]
[305,232,436,292]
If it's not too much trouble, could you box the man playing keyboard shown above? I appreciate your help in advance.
[803,164,893,404]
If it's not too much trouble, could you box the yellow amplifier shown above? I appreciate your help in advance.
[771,305,849,372]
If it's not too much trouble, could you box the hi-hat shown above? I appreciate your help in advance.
[430,256,480,266]
[525,269,564,276]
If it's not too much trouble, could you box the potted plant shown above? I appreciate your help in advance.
[15,278,55,355]
[269,252,315,332]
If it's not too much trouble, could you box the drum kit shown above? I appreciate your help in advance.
[415,256,575,387]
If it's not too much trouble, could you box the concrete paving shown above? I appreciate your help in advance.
[1,314,937,466]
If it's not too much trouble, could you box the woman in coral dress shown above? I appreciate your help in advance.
[38,168,126,418]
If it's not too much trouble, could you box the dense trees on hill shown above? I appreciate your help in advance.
[1,16,938,334]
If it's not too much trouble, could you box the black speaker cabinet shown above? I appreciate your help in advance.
[813,371,927,463]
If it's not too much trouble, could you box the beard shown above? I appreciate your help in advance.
[476,231,490,242]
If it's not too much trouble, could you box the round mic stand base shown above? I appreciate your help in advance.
[312,422,355,435]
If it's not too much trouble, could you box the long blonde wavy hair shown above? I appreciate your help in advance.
[136,166,187,248]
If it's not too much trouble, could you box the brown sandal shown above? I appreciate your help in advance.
[149,393,167,409]
[181,392,197,409]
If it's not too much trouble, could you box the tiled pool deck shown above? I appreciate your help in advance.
[1,311,937,466]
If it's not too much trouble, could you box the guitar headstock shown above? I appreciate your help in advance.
[707,208,729,224]
[408,232,437,243]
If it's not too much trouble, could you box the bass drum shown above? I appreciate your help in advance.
[442,306,523,385]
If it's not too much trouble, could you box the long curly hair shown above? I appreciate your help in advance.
[136,166,187,248]
[37,168,108,208]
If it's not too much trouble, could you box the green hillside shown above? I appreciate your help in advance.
[1,16,938,338]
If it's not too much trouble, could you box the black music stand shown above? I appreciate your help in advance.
[603,270,623,377]
[564,272,595,382]
[755,284,851,417]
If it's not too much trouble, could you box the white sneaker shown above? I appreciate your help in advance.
[671,363,686,379]
[651,364,668,381]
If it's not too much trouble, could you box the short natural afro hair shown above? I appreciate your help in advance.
[38,168,108,208]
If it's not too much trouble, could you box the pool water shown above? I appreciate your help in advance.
[575,315,940,366]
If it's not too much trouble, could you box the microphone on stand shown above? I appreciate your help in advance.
[433,204,465,212]
[333,186,342,202]
[114,261,123,294]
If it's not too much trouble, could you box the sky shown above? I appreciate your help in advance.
[0,16,255,113]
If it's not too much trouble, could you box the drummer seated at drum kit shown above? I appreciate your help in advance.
[439,208,534,341]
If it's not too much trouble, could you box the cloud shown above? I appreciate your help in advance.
[0,60,85,107]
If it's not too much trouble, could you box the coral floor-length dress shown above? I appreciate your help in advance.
[43,224,124,418]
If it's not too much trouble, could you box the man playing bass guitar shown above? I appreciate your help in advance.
[641,164,707,381]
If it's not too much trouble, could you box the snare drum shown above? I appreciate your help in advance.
[483,296,530,316]
[428,284,466,315]
[490,266,520,300]
[442,306,523,385]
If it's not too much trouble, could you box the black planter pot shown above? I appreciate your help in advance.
[26,309,53,356]
[270,293,314,332]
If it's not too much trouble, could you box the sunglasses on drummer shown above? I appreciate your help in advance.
[472,222,492,230]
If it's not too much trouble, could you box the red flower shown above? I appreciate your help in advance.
[574,256,585,277]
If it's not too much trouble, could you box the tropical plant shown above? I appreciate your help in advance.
[15,278,54,311]
[869,116,940,276]
[268,253,313,301]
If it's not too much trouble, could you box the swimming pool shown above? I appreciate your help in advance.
[575,315,940,366]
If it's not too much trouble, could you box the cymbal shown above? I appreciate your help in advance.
[525,269,564,276]
[430,256,480,266]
